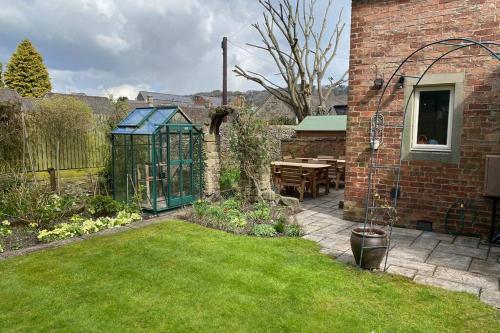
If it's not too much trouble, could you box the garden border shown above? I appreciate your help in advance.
[0,209,188,261]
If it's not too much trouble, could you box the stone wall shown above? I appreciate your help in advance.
[281,136,346,159]
[219,123,296,169]
[346,0,500,236]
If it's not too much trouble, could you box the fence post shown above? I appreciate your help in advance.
[47,168,57,191]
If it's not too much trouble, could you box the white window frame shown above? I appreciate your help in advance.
[411,85,454,152]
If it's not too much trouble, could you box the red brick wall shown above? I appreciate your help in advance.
[345,0,500,237]
[281,136,346,159]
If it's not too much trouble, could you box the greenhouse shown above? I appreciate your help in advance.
[111,106,203,213]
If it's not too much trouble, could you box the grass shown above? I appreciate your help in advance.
[0,220,498,332]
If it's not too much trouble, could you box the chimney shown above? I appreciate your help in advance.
[146,95,153,106]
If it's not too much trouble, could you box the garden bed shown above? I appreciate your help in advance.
[186,196,302,238]
[0,177,142,254]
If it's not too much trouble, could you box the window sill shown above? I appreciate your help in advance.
[403,149,459,164]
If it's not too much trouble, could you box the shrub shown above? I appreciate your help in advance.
[221,197,242,210]
[251,224,277,237]
[273,219,286,233]
[86,195,125,217]
[0,181,77,228]
[267,116,296,125]
[219,167,240,191]
[246,201,271,223]
[192,200,209,219]
[285,223,303,237]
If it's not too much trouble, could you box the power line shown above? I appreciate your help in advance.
[227,39,277,66]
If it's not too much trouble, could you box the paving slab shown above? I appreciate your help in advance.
[295,210,317,220]
[337,252,356,265]
[411,233,440,250]
[468,258,500,278]
[428,231,456,242]
[389,245,431,262]
[318,234,352,252]
[480,290,500,309]
[302,222,332,233]
[453,236,480,248]
[319,247,345,258]
[391,227,423,237]
[435,243,488,259]
[433,267,498,290]
[385,257,436,276]
[426,251,472,270]
[387,265,417,279]
[302,234,325,242]
[413,275,480,295]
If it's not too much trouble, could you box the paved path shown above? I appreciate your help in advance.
[295,190,500,308]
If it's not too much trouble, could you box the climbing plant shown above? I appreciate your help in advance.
[228,108,270,201]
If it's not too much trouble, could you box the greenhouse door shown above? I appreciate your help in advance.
[167,125,195,207]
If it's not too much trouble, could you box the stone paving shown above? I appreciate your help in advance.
[294,190,500,309]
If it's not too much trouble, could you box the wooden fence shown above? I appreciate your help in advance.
[1,121,111,172]
[25,129,109,172]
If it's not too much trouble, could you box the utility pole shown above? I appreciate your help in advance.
[221,36,228,106]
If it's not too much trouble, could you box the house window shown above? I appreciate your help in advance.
[411,86,454,152]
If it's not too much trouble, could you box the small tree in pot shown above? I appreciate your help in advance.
[350,191,399,269]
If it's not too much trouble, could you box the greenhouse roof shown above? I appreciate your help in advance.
[112,106,193,135]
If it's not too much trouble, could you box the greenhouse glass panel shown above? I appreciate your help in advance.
[111,106,203,213]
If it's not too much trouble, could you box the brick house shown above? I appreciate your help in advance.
[344,0,499,237]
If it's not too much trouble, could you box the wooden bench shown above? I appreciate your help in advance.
[278,165,309,201]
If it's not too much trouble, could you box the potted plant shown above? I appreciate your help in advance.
[350,192,397,269]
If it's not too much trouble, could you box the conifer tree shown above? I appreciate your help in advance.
[0,62,4,88]
[4,39,51,97]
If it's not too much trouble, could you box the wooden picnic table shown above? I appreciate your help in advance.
[271,161,331,198]
[284,158,346,190]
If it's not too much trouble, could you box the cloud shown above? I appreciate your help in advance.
[0,0,351,96]
[95,34,131,54]
[105,84,152,100]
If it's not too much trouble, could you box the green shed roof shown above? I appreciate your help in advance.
[295,115,347,132]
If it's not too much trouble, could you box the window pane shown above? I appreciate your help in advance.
[417,90,450,145]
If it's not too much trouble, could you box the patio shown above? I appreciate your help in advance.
[294,190,500,308]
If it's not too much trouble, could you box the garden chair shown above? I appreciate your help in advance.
[310,160,330,195]
[272,164,281,188]
[279,165,309,201]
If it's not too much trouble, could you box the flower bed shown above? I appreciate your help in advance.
[189,197,302,237]
[0,178,142,253]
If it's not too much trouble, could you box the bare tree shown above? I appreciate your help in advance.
[233,0,347,121]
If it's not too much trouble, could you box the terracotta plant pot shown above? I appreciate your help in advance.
[350,227,388,269]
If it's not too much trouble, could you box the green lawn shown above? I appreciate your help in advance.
[0,221,498,332]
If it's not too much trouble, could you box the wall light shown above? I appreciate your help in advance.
[396,76,405,89]
[373,78,384,89]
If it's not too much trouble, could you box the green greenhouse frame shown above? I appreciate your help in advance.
[111,106,204,213]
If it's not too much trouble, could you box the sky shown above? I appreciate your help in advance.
[0,0,351,99]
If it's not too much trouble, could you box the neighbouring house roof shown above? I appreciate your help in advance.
[45,92,115,116]
[127,100,211,125]
[136,91,193,105]
[296,115,347,132]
